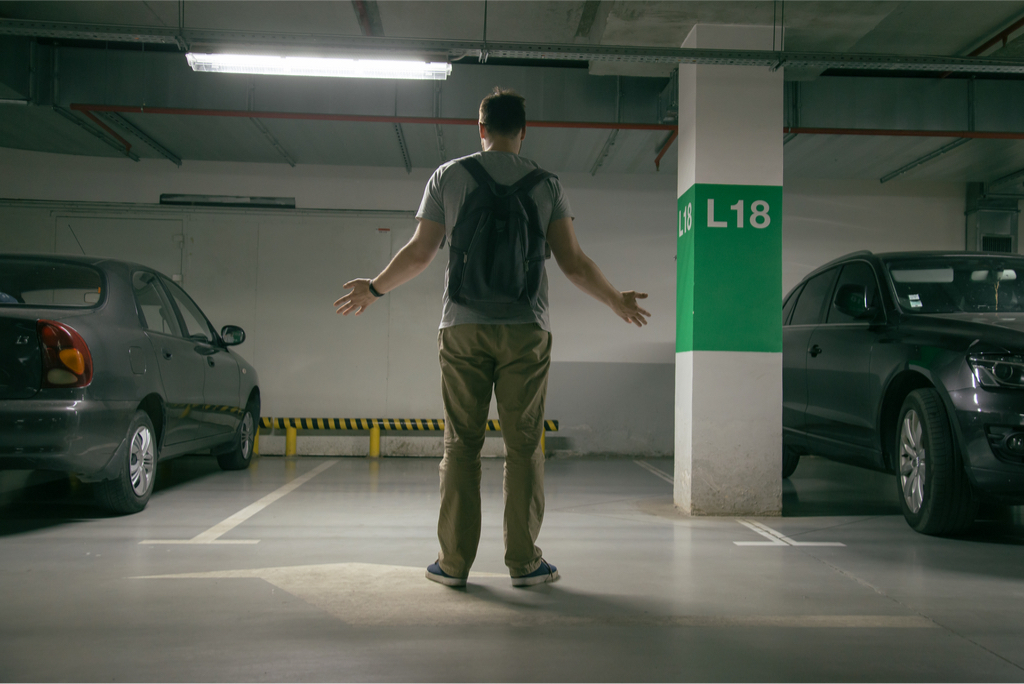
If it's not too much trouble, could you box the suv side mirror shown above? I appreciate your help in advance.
[220,325,246,346]
[834,284,878,320]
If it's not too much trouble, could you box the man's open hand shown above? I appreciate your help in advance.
[334,279,378,316]
[614,291,651,327]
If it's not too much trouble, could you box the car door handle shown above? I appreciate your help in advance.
[162,350,173,360]
[206,357,215,367]
[809,344,823,358]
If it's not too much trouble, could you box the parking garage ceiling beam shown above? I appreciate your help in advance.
[879,138,972,184]
[98,111,182,166]
[249,117,296,167]
[52,106,140,161]
[3,19,1024,74]
[986,166,1024,194]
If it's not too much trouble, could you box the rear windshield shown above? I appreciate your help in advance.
[0,259,104,308]
[887,256,1024,314]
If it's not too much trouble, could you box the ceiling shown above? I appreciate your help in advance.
[1,1,1024,188]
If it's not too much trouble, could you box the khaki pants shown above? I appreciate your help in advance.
[436,323,552,578]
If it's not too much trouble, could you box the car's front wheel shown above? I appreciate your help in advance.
[96,410,157,514]
[895,389,978,535]
[216,401,257,471]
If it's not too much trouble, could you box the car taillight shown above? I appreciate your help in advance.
[38,319,93,388]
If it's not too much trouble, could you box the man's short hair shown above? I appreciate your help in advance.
[479,88,526,138]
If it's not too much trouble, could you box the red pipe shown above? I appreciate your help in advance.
[969,16,1024,56]
[69,103,677,131]
[351,0,378,37]
[80,109,133,155]
[784,126,1024,140]
[940,17,1024,78]
[77,105,1024,139]
[654,129,678,171]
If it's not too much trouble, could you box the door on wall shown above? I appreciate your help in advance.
[55,217,184,279]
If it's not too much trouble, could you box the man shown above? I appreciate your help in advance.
[335,88,650,588]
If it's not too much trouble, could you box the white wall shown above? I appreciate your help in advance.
[0,148,677,455]
[782,178,966,295]
[0,148,970,456]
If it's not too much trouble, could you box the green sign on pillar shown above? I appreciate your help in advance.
[676,183,783,354]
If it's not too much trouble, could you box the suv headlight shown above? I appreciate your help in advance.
[968,354,1024,388]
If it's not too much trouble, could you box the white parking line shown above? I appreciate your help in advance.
[633,459,673,484]
[734,519,845,547]
[141,460,337,545]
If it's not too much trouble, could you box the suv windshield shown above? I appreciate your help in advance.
[0,259,104,308]
[887,256,1024,314]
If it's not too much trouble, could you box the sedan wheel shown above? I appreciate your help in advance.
[217,402,258,471]
[96,410,158,514]
[128,423,156,497]
[894,389,978,535]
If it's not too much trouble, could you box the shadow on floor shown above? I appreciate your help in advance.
[785,455,1024,546]
[0,454,225,537]
[783,455,901,518]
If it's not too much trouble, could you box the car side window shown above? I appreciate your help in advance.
[789,268,838,326]
[132,272,181,337]
[782,285,802,326]
[827,261,881,324]
[162,277,215,343]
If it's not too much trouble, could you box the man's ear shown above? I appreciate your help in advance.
[479,123,487,140]
[519,124,527,141]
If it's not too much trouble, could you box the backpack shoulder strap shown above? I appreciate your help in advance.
[511,168,556,194]
[458,157,497,194]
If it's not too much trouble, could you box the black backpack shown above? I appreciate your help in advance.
[446,157,555,315]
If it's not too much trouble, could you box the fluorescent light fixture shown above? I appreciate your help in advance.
[186,53,451,80]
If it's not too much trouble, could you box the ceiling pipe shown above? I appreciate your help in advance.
[966,15,1024,57]
[69,104,677,132]
[71,103,677,169]
[74,106,1024,139]
[79,109,133,154]
[941,14,1024,78]
[52,107,140,161]
[99,111,181,166]
[69,105,1024,170]
[6,20,1024,74]
[784,126,1024,140]
[351,0,385,38]
[654,130,678,171]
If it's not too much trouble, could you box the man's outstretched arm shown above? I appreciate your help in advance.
[547,216,651,327]
[334,219,447,316]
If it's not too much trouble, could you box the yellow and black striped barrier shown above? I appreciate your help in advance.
[256,417,559,457]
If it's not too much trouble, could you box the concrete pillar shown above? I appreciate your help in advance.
[674,25,784,516]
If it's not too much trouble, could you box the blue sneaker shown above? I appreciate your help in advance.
[426,562,467,587]
[511,559,560,587]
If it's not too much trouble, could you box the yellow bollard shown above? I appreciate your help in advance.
[285,426,297,456]
[540,431,545,455]
[253,430,260,455]
[369,424,381,458]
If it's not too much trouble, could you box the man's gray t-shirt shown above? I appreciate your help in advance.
[416,151,573,332]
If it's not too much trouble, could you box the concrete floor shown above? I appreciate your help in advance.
[1,454,1023,682]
